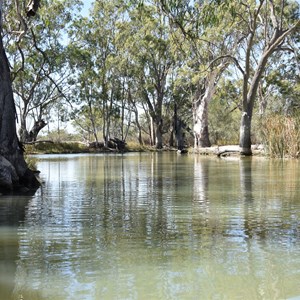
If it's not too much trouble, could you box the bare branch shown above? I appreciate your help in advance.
[11,43,25,81]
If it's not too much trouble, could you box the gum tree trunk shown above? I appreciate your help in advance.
[193,69,218,148]
[238,1,300,155]
[0,0,40,193]
[155,115,163,149]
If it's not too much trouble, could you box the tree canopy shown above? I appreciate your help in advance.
[1,0,300,158]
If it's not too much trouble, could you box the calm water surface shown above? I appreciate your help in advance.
[1,153,300,300]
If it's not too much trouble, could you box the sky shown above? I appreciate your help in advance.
[80,0,93,17]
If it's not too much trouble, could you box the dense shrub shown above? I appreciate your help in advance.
[259,114,300,158]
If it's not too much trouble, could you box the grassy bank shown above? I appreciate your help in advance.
[25,142,89,154]
[24,141,152,155]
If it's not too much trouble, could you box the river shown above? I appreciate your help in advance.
[0,153,300,299]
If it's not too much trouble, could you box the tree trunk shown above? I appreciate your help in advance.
[26,0,40,16]
[19,118,47,143]
[128,88,143,145]
[134,110,143,145]
[239,111,252,155]
[194,99,211,148]
[175,119,185,150]
[193,70,218,148]
[28,119,47,142]
[19,115,30,143]
[155,116,163,149]
[174,104,185,150]
[237,3,300,155]
[239,53,269,155]
[0,23,40,193]
[148,114,155,146]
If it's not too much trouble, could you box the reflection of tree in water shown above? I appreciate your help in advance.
[13,158,101,299]
[0,195,32,300]
[193,156,210,204]
[240,158,253,202]
[191,156,213,244]
[241,159,300,245]
[13,154,181,298]
[12,154,300,299]
[240,158,256,240]
[190,156,300,298]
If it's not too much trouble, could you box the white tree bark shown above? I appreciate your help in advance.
[193,69,218,148]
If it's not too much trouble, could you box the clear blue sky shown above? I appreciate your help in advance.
[81,0,93,16]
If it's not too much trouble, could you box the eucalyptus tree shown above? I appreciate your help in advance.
[118,3,174,148]
[68,0,127,146]
[0,0,40,192]
[67,39,102,144]
[160,0,239,148]
[161,0,299,153]
[4,0,81,143]
[229,0,300,155]
[260,46,300,116]
[112,36,145,145]
[251,48,300,118]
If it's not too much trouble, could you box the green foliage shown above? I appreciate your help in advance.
[41,129,81,142]
[4,0,82,142]
[2,0,299,153]
[208,79,241,145]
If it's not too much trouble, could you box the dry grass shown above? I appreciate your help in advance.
[25,142,89,154]
[259,114,300,158]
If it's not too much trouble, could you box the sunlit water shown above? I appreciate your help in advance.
[1,153,300,300]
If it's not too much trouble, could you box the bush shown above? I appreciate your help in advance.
[259,114,300,158]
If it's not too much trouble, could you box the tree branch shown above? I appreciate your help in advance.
[207,55,245,76]
[269,0,279,29]
[26,0,40,17]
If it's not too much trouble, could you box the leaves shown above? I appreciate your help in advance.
[2,0,299,147]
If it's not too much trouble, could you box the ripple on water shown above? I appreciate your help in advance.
[2,154,300,300]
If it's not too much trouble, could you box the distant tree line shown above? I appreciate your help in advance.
[2,0,300,153]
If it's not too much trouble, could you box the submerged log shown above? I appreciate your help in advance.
[217,150,240,157]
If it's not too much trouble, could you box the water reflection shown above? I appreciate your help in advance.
[0,195,33,300]
[1,153,299,299]
[240,158,253,202]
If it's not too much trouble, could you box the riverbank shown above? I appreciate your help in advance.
[24,141,149,154]
[24,141,266,157]
[193,144,265,157]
